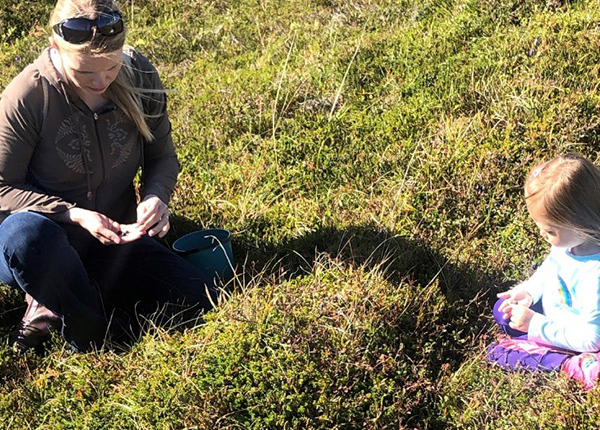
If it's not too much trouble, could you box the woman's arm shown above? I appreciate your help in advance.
[0,73,76,216]
[126,50,178,237]
[131,49,179,206]
[0,71,144,245]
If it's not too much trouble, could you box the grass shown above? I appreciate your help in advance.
[2,0,600,427]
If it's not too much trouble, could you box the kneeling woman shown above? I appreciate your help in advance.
[0,0,217,351]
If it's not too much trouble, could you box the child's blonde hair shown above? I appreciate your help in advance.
[525,153,600,244]
[49,0,156,141]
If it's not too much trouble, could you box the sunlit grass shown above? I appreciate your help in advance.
[1,0,600,428]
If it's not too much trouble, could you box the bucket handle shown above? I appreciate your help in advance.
[175,234,232,256]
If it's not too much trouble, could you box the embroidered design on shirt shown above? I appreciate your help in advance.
[55,112,93,174]
[106,114,132,168]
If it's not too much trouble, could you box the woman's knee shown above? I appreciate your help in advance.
[0,212,70,261]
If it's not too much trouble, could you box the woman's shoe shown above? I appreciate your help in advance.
[10,294,62,352]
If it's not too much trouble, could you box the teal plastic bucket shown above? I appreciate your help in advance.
[172,229,234,282]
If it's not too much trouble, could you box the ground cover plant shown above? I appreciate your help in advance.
[1,0,600,428]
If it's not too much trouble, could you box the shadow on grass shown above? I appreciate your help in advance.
[235,222,512,301]
[0,217,512,331]
[230,222,512,428]
[0,285,26,337]
[166,215,513,325]
[0,217,514,427]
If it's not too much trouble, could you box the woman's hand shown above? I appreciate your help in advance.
[117,222,147,243]
[65,208,144,245]
[136,194,170,238]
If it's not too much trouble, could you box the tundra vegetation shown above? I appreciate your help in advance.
[1,0,600,428]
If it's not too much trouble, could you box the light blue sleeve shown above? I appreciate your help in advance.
[519,253,555,304]
[527,268,600,353]
[528,314,600,352]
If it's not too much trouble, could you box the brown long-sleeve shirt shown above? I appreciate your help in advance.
[0,47,179,223]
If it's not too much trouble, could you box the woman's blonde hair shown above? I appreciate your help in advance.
[525,153,600,244]
[49,0,155,141]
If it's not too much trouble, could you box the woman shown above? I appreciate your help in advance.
[0,0,217,352]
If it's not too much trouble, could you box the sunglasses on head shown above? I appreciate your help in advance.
[53,11,124,44]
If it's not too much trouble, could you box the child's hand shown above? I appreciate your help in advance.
[508,305,535,332]
[497,289,533,318]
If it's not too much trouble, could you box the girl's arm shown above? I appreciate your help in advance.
[527,268,600,352]
[496,251,557,334]
[528,313,600,353]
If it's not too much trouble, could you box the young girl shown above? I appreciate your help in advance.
[496,153,600,353]
[0,0,217,352]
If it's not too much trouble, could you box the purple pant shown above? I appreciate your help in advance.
[492,297,535,338]
[488,298,568,372]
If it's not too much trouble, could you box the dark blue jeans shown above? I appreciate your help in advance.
[0,212,217,351]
